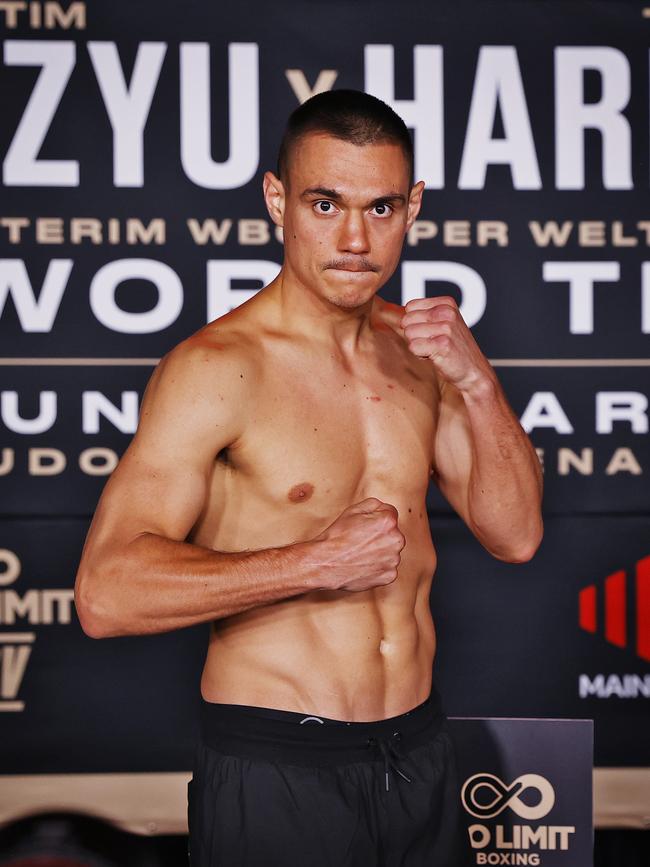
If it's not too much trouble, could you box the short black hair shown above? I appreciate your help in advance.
[277,89,414,186]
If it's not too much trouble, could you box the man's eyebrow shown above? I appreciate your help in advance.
[369,193,406,206]
[300,187,407,206]
[301,186,343,200]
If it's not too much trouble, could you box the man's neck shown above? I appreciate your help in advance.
[266,269,377,353]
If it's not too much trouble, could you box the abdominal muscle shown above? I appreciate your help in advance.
[199,522,438,722]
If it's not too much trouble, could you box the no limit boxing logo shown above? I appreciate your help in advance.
[461,773,555,821]
[0,548,75,712]
[579,554,650,662]
[462,772,576,864]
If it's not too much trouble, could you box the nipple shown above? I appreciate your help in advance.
[288,482,314,504]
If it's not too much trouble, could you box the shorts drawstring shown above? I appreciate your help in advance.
[366,730,412,792]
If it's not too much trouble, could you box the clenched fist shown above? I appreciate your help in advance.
[311,498,405,592]
[401,296,494,393]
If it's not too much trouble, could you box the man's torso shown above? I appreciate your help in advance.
[189,292,441,721]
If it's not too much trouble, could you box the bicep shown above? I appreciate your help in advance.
[90,446,209,550]
[83,343,244,556]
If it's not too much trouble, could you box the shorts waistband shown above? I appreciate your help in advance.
[198,683,447,773]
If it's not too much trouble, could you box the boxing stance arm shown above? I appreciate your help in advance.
[401,295,543,563]
[74,339,325,639]
[432,375,543,562]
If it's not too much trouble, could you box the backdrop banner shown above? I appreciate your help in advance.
[0,0,648,815]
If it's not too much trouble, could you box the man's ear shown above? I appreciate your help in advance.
[263,171,286,227]
[405,180,425,232]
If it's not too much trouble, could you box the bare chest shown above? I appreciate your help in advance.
[227,349,438,516]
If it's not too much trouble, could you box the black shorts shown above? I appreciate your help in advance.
[187,684,470,866]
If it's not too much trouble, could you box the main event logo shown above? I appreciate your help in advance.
[578,554,650,699]
[578,554,650,661]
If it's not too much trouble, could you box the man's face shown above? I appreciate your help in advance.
[264,133,424,311]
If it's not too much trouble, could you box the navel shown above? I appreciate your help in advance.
[288,482,314,504]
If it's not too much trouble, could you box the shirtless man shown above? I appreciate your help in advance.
[75,90,543,866]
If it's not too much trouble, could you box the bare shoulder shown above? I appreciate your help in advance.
[135,318,262,454]
[372,294,406,339]
[372,295,441,391]
[154,322,259,397]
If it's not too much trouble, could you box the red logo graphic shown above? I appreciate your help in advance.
[579,555,650,662]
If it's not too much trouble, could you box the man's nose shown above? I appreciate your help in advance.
[338,211,370,254]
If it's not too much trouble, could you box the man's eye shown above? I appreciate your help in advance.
[314,201,337,214]
[371,203,393,217]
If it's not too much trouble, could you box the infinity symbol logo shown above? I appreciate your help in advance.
[461,773,555,820]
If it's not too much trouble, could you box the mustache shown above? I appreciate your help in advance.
[321,257,381,273]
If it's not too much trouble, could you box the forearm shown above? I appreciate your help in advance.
[462,374,543,561]
[75,532,322,638]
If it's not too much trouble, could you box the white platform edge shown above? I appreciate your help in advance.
[0,768,648,835]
